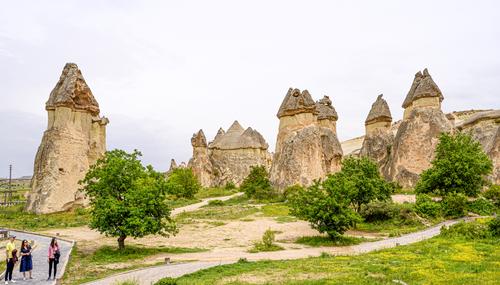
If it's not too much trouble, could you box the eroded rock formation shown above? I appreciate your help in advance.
[270,89,343,190]
[187,130,213,187]
[457,110,500,184]
[360,94,394,178]
[389,69,452,188]
[26,63,108,214]
[188,121,271,187]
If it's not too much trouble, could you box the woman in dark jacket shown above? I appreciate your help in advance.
[19,240,33,280]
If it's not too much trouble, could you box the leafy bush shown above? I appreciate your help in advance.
[467,197,495,215]
[415,194,441,218]
[440,221,489,239]
[283,184,304,200]
[155,277,177,285]
[249,229,284,253]
[166,168,201,199]
[289,182,362,238]
[442,193,468,218]
[488,217,500,236]
[416,132,493,197]
[483,185,500,207]
[207,199,224,207]
[240,165,276,200]
[326,157,394,212]
[224,181,236,190]
[360,201,398,222]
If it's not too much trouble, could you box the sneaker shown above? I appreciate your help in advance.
[5,281,8,285]
[10,281,15,283]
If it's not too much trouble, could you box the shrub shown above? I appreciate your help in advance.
[360,201,398,222]
[283,184,304,200]
[488,217,500,236]
[415,194,441,218]
[166,168,201,199]
[442,193,468,218]
[240,165,276,200]
[440,221,489,239]
[249,229,284,252]
[468,197,495,215]
[224,181,236,190]
[207,199,224,207]
[484,185,500,207]
[416,132,493,197]
[155,277,177,285]
[326,157,394,212]
[289,182,362,238]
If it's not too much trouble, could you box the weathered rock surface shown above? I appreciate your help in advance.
[388,69,452,188]
[457,110,500,184]
[360,95,393,178]
[270,88,343,190]
[187,130,213,187]
[26,63,108,214]
[188,121,271,187]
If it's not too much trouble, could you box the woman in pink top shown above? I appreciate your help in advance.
[47,238,60,281]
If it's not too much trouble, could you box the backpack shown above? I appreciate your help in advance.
[54,248,61,264]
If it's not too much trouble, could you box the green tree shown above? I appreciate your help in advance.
[80,149,177,250]
[240,165,275,200]
[289,182,361,238]
[325,157,394,212]
[416,132,493,197]
[166,168,201,199]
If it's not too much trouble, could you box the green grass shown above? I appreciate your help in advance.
[162,234,500,284]
[248,242,284,253]
[195,187,238,199]
[165,197,201,209]
[175,204,259,223]
[260,203,290,216]
[295,235,369,247]
[354,218,430,237]
[63,244,206,284]
[0,204,90,231]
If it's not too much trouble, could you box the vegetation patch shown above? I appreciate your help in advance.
[295,235,368,247]
[161,222,499,284]
[195,187,238,199]
[62,244,205,284]
[175,204,259,223]
[248,229,284,253]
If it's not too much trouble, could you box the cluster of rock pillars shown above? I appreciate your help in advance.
[25,63,500,214]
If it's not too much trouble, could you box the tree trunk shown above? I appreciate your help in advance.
[117,235,126,250]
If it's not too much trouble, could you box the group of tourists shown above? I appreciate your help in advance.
[4,235,60,284]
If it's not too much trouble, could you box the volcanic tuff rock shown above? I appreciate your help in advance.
[188,121,271,187]
[26,63,108,214]
[270,88,343,190]
[457,110,500,184]
[389,69,452,188]
[360,95,393,178]
[188,130,213,187]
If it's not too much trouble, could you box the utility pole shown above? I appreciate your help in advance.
[8,164,12,205]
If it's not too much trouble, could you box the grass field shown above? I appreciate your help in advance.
[161,233,500,284]
[62,244,207,284]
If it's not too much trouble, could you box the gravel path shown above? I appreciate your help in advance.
[83,218,471,285]
[2,230,73,285]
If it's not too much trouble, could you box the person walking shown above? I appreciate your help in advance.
[19,240,33,280]
[4,235,16,284]
[47,238,60,281]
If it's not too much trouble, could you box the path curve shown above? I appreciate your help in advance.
[171,192,244,216]
[83,217,473,285]
[1,230,73,285]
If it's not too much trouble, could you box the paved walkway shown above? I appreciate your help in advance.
[2,230,73,285]
[84,218,472,285]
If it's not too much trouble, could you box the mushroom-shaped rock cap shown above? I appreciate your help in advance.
[402,68,443,108]
[46,63,100,115]
[365,94,392,125]
[209,121,268,150]
[191,129,207,147]
[316,96,338,121]
[277,88,317,118]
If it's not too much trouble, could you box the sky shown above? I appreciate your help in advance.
[1,0,499,177]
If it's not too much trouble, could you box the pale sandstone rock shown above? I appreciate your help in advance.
[389,69,452,188]
[187,130,213,187]
[360,95,394,178]
[26,63,108,214]
[188,121,271,187]
[270,88,343,190]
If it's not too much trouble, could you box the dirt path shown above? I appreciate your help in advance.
[171,192,244,216]
[82,217,470,285]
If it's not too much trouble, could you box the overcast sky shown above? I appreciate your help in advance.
[1,0,499,177]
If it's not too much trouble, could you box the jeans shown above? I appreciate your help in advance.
[5,258,14,281]
[48,258,57,279]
